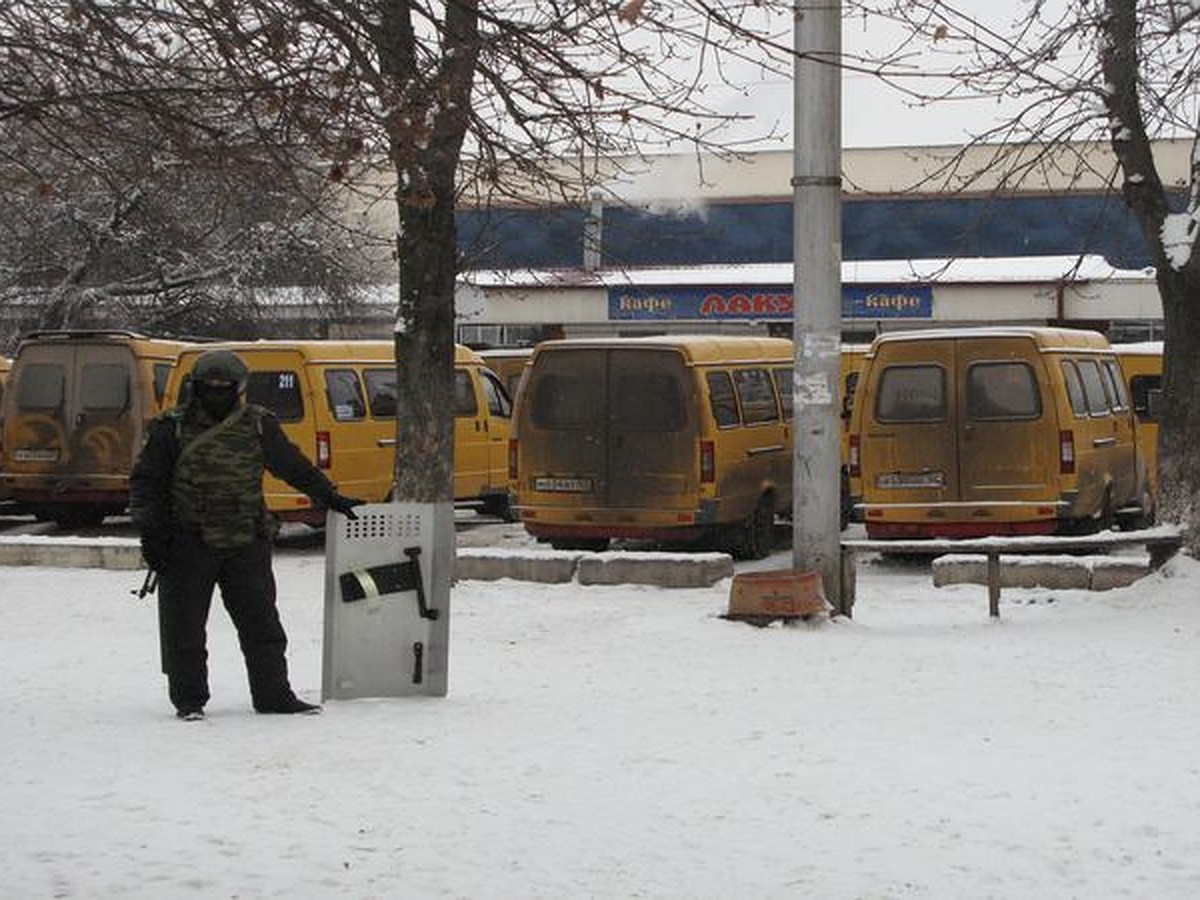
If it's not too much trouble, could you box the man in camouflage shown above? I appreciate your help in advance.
[129,349,363,720]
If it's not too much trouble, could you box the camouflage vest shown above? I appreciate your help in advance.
[169,404,268,549]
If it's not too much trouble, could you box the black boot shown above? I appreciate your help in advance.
[255,694,321,715]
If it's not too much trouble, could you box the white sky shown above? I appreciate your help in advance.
[2,540,1197,896]
[696,0,1081,150]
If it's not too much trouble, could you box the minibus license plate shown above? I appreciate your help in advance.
[877,470,944,489]
[535,476,593,493]
[14,448,60,462]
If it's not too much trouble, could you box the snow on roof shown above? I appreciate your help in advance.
[462,255,1156,290]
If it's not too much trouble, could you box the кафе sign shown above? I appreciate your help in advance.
[608,284,933,320]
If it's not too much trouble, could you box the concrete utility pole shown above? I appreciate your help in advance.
[792,0,843,610]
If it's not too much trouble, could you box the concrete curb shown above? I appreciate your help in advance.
[454,548,583,583]
[0,538,735,588]
[577,551,733,587]
[932,554,1150,591]
[0,537,145,571]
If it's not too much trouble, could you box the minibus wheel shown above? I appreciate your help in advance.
[51,506,109,528]
[732,494,775,561]
[1116,485,1155,531]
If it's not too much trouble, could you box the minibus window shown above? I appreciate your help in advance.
[325,369,366,421]
[1061,361,1088,416]
[843,370,860,420]
[875,365,945,422]
[246,370,304,421]
[455,370,478,417]
[771,368,794,421]
[733,368,779,424]
[707,372,740,428]
[16,363,65,410]
[480,370,512,418]
[530,372,590,429]
[1146,387,1163,421]
[81,363,130,412]
[364,368,397,418]
[153,363,172,404]
[612,371,684,431]
[1102,360,1130,411]
[1128,374,1161,421]
[1076,360,1111,416]
[967,362,1041,421]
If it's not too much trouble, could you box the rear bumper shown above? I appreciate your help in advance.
[518,500,721,542]
[4,474,128,507]
[860,499,1070,539]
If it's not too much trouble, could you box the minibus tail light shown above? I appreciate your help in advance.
[316,430,332,469]
[508,439,519,481]
[1059,430,1075,474]
[700,441,715,483]
[849,434,861,478]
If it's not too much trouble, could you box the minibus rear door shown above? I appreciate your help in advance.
[69,342,136,477]
[862,342,960,505]
[604,349,698,510]
[957,338,1056,505]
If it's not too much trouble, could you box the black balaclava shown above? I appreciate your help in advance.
[195,380,240,420]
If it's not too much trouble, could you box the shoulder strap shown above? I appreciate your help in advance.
[175,405,251,469]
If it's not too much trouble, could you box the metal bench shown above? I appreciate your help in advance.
[839,526,1186,619]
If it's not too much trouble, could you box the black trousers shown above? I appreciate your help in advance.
[156,531,294,712]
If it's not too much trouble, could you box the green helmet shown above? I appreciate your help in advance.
[192,349,249,390]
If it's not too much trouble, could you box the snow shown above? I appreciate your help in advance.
[1161,211,1198,269]
[2,549,1199,897]
[463,254,1156,292]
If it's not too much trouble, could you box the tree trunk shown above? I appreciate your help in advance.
[380,0,479,506]
[1101,0,1200,551]
[1155,266,1200,548]
[392,194,458,505]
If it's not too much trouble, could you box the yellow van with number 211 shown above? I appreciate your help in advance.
[168,340,514,523]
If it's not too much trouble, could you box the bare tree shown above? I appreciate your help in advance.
[850,0,1200,546]
[3,1,797,504]
[0,6,381,344]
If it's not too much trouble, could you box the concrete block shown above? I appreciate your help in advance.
[576,551,733,588]
[932,553,1152,592]
[1003,557,1091,590]
[931,554,1090,590]
[1088,557,1150,590]
[455,548,581,583]
[0,537,145,570]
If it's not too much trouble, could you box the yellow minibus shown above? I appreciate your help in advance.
[510,336,794,558]
[1114,341,1162,523]
[167,340,514,523]
[1,331,188,525]
[477,348,535,402]
[848,327,1146,538]
[839,344,871,526]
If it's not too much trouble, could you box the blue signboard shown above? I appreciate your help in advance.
[607,284,933,320]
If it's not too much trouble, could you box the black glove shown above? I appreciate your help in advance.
[328,492,365,520]
[140,533,171,571]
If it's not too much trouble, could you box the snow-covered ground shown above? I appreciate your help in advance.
[1,546,1198,898]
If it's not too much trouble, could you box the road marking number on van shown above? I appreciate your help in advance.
[14,448,60,462]
[534,477,593,493]
[877,470,945,489]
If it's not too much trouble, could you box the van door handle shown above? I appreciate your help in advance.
[378,438,397,447]
[747,444,784,457]
[1093,437,1116,447]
